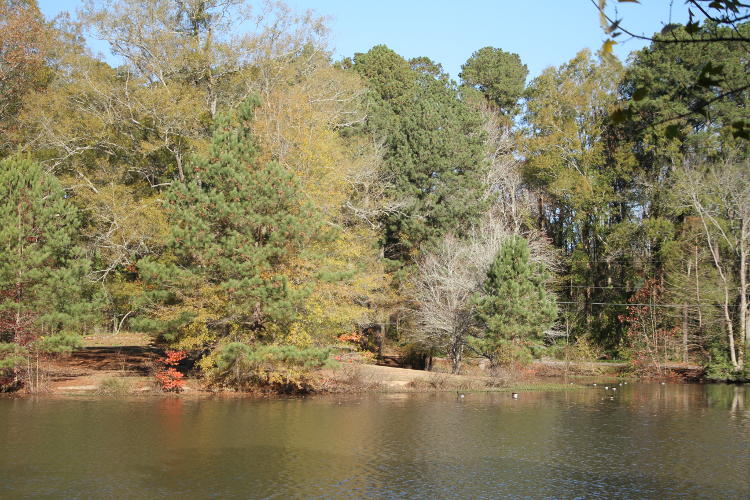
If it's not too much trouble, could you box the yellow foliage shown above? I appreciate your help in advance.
[250,55,394,347]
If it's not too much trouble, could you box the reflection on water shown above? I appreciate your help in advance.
[1,383,749,498]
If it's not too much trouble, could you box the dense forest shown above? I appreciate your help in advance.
[1,0,749,392]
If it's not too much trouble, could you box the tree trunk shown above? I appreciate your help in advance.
[450,339,463,375]
[683,304,689,364]
[741,218,749,364]
[176,153,185,182]
[695,200,739,370]
[695,246,702,329]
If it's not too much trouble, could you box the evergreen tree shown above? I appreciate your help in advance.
[0,155,97,345]
[137,97,323,347]
[353,45,487,264]
[471,236,557,365]
[460,46,528,116]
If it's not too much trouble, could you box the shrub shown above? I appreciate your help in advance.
[0,343,27,391]
[154,350,187,392]
[35,333,83,354]
[97,377,131,396]
[208,343,335,393]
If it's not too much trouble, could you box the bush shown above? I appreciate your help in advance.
[35,333,83,354]
[154,350,187,392]
[481,339,533,367]
[97,377,131,396]
[0,343,28,391]
[207,343,335,393]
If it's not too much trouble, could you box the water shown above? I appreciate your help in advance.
[1,383,749,499]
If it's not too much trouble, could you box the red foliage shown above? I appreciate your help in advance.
[337,332,364,344]
[155,350,187,392]
[155,368,185,392]
[160,350,187,367]
[618,279,679,371]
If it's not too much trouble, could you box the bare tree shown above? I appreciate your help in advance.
[676,154,750,370]
[411,211,556,374]
[479,104,534,231]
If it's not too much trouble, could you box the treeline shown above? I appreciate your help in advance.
[0,1,748,391]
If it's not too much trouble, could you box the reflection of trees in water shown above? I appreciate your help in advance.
[704,383,750,411]
[731,386,746,414]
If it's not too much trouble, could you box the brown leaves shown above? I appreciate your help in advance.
[0,1,51,145]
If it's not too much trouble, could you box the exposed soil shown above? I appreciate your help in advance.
[15,333,706,397]
[41,333,197,394]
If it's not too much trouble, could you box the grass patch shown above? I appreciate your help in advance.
[96,376,131,396]
[404,378,583,393]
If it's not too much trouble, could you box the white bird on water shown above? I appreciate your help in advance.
[511,392,519,399]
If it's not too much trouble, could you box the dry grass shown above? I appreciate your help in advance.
[82,332,152,348]
[96,376,132,396]
[318,364,385,392]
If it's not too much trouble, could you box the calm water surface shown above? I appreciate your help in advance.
[1,383,749,499]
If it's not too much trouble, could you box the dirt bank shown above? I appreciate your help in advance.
[7,333,705,397]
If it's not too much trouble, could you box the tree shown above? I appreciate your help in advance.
[353,45,488,264]
[478,102,532,231]
[413,215,518,374]
[19,0,338,335]
[470,235,557,367]
[0,0,51,155]
[0,155,97,345]
[621,21,750,146]
[673,155,750,373]
[595,1,750,139]
[136,97,323,350]
[617,279,680,374]
[460,46,528,116]
[596,1,750,46]
[77,0,329,180]
[523,49,636,351]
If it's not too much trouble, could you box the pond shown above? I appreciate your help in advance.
[1,383,749,498]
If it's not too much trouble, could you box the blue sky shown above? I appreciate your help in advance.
[38,0,678,81]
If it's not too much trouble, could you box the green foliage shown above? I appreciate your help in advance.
[1,1,747,384]
[0,342,28,371]
[460,46,528,115]
[136,97,323,347]
[705,347,750,382]
[0,333,83,391]
[522,49,642,352]
[206,342,335,393]
[470,236,557,366]
[353,45,488,263]
[0,155,99,344]
[622,22,750,154]
[34,332,83,354]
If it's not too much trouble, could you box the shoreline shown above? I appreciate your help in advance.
[0,334,722,399]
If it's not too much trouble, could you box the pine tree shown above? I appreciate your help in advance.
[0,155,97,345]
[471,236,557,365]
[353,45,487,264]
[137,97,323,347]
[460,46,528,116]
